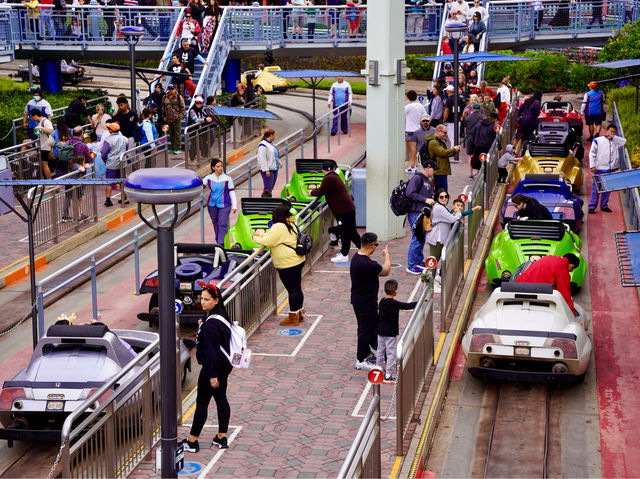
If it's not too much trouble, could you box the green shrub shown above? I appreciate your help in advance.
[289,79,366,95]
[484,50,570,93]
[599,20,640,62]
[0,79,109,149]
[406,54,434,81]
[608,86,640,168]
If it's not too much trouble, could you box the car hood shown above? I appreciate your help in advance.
[474,306,568,337]
[24,350,121,384]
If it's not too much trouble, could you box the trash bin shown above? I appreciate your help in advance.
[0,156,14,216]
[351,167,366,227]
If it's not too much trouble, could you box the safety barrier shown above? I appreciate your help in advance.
[183,122,223,171]
[0,140,41,193]
[396,278,435,456]
[439,220,466,329]
[612,102,640,230]
[32,170,98,248]
[0,6,12,61]
[467,166,485,259]
[337,385,381,479]
[118,135,170,183]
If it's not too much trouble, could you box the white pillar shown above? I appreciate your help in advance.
[365,0,405,241]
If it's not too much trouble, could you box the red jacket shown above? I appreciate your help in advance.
[515,255,575,314]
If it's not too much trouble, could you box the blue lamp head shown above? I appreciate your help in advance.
[121,26,145,37]
[445,22,468,39]
[124,168,203,205]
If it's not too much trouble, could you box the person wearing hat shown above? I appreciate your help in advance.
[23,88,52,141]
[310,160,360,263]
[405,90,427,173]
[497,144,519,183]
[187,94,212,164]
[410,112,436,165]
[101,120,127,207]
[405,160,437,274]
[438,62,454,82]
[581,81,605,142]
[162,85,186,153]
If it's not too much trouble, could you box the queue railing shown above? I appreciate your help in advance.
[183,121,223,171]
[0,6,12,61]
[467,165,485,259]
[0,140,41,193]
[439,220,466,330]
[612,102,640,230]
[395,277,435,456]
[337,384,381,479]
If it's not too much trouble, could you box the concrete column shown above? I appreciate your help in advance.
[365,0,405,241]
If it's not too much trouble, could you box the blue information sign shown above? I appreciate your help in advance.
[175,300,183,314]
[179,462,202,475]
[279,328,302,336]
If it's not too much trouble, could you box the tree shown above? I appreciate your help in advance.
[599,20,640,62]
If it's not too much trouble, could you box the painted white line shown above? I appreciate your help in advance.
[251,314,323,357]
[311,270,350,274]
[191,425,242,479]
[351,381,371,417]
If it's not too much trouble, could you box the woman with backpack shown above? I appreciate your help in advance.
[138,108,158,168]
[252,205,305,326]
[182,283,232,453]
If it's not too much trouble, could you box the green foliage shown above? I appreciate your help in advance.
[289,79,367,95]
[608,86,640,168]
[600,20,640,62]
[240,54,366,76]
[406,54,434,81]
[0,79,109,148]
[484,50,570,93]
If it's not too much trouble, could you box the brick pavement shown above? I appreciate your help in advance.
[128,121,476,478]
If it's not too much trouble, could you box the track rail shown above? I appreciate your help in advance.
[482,382,552,479]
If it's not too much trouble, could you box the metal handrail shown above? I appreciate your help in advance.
[155,7,186,93]
[439,220,465,329]
[612,102,640,230]
[431,4,452,83]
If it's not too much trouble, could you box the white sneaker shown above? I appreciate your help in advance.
[355,360,375,371]
[330,253,349,263]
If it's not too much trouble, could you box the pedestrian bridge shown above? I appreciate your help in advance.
[0,0,634,62]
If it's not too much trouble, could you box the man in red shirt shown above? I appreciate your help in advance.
[515,254,580,314]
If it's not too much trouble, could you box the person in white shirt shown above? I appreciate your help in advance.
[495,77,511,124]
[450,0,469,24]
[327,76,352,136]
[466,0,488,21]
[405,90,427,173]
[588,123,627,214]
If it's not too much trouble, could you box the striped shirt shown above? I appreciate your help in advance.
[204,172,237,209]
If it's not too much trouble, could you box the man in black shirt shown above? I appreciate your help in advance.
[350,232,391,371]
[166,38,208,77]
[112,96,138,142]
[65,95,91,128]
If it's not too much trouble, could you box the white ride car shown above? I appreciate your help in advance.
[461,282,592,383]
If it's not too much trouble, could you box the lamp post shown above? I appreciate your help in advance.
[122,26,144,114]
[124,168,203,479]
[445,23,467,162]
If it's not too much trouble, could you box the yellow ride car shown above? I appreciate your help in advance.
[512,143,584,193]
[241,66,294,94]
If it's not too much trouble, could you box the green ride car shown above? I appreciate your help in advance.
[281,159,350,202]
[485,220,586,291]
[224,198,319,250]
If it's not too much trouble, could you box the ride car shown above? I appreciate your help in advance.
[224,198,316,251]
[461,282,592,383]
[500,174,584,232]
[12,60,93,85]
[485,219,586,290]
[538,100,583,137]
[240,66,294,94]
[0,324,192,444]
[512,143,584,193]
[281,159,350,203]
[532,122,584,162]
[138,243,252,326]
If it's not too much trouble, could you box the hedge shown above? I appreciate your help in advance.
[608,86,640,168]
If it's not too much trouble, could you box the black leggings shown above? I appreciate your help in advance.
[277,261,305,311]
[353,303,379,362]
[335,210,361,257]
[190,368,230,437]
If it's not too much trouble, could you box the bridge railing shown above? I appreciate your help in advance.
[0,5,12,60]
[612,102,640,230]
[8,4,183,47]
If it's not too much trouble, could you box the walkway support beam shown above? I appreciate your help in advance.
[365,0,405,240]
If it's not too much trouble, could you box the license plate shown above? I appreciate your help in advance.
[179,282,192,292]
[47,393,65,400]
[46,401,64,411]
[514,346,530,357]
[544,167,553,172]
[553,118,560,122]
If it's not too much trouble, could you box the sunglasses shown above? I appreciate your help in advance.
[439,194,449,199]
[421,120,430,123]
[185,14,192,17]
[374,243,379,247]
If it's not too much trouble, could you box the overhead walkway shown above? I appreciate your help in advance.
[4,1,634,61]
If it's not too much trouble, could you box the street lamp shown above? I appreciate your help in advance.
[444,22,467,162]
[124,168,203,479]
[122,26,144,114]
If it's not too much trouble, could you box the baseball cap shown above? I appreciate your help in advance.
[472,103,481,110]
[167,84,175,90]
[194,95,204,103]
[322,160,336,171]
[588,81,598,88]
[445,85,455,92]
[444,62,453,69]
[421,159,439,170]
[421,113,431,122]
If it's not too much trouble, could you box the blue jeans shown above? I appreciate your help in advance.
[407,212,424,269]
[589,169,614,210]
[261,169,278,193]
[208,204,232,245]
[434,174,448,192]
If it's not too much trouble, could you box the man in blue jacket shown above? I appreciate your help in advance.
[405,160,437,274]
[581,81,605,142]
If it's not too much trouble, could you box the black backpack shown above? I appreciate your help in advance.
[390,179,412,216]
[284,224,312,256]
[132,124,145,143]
[418,138,436,167]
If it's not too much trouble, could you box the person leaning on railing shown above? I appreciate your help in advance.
[187,95,212,164]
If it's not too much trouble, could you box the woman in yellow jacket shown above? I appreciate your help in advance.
[252,205,306,326]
